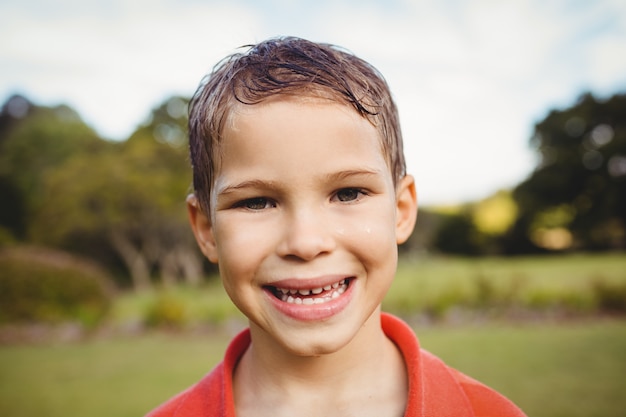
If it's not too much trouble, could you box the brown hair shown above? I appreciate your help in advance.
[189,36,405,214]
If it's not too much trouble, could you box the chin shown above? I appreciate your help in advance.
[280,319,366,358]
[286,336,352,357]
[252,320,356,358]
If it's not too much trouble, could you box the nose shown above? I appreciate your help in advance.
[276,207,336,261]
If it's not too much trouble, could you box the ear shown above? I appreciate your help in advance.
[395,175,418,245]
[186,194,219,264]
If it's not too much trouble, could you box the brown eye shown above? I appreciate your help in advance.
[237,197,273,210]
[335,188,362,202]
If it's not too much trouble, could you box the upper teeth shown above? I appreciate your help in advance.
[275,279,348,304]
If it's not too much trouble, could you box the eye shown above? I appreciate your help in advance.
[334,188,365,202]
[235,197,275,210]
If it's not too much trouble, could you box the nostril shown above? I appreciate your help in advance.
[278,235,336,261]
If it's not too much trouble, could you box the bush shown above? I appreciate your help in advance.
[433,213,481,255]
[0,247,114,327]
[592,278,626,314]
[422,288,470,319]
[143,294,187,329]
[523,289,595,315]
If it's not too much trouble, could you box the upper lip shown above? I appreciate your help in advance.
[266,275,351,290]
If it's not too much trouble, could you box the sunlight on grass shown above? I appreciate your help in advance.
[109,277,245,328]
[104,254,626,327]
[1,321,625,417]
[2,254,624,417]
[0,333,232,417]
[384,253,626,317]
[418,320,626,417]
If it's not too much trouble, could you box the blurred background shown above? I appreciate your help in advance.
[1,1,625,417]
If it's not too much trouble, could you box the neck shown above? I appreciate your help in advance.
[233,310,408,417]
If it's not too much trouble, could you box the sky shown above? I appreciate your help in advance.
[2,0,626,206]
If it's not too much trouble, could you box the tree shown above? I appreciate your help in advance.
[122,96,203,287]
[0,95,103,241]
[31,96,203,290]
[433,210,483,255]
[509,92,626,252]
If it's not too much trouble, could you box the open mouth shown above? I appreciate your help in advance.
[267,278,352,305]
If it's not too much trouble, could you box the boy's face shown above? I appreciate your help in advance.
[189,97,416,356]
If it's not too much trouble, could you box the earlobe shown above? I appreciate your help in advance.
[186,194,219,264]
[395,175,418,245]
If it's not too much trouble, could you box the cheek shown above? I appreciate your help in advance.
[214,218,274,273]
[337,207,398,258]
[215,224,265,309]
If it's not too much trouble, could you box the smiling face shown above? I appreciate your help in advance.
[188,97,417,357]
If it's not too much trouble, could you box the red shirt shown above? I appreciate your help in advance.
[146,313,526,417]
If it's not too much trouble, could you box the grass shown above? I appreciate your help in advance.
[418,320,626,417]
[384,252,626,317]
[1,320,625,417]
[1,253,625,416]
[106,253,626,329]
[109,277,245,328]
[0,332,233,417]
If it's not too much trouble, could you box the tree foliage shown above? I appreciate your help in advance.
[0,95,102,239]
[3,89,624,281]
[1,95,204,290]
[0,246,113,326]
[509,92,626,252]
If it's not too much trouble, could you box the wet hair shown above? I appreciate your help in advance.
[189,36,405,214]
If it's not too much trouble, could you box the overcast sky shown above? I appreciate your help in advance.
[2,0,625,205]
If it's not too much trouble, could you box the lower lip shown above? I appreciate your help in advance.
[264,280,355,321]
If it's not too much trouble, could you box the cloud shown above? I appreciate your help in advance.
[1,0,265,138]
[313,0,626,203]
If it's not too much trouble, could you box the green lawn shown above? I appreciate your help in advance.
[418,320,626,417]
[0,332,232,417]
[1,320,625,417]
[1,253,625,417]
[385,253,626,316]
[108,253,626,327]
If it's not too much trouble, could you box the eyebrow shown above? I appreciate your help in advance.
[216,168,384,197]
[216,179,281,197]
[321,168,383,183]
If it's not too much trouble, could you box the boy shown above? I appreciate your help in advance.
[147,37,526,417]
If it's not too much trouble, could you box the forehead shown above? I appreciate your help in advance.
[215,97,389,181]
[221,94,386,158]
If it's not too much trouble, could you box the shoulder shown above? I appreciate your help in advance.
[144,328,251,417]
[144,387,191,417]
[452,369,527,417]
[436,356,527,417]
[381,313,526,417]
[144,363,225,417]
